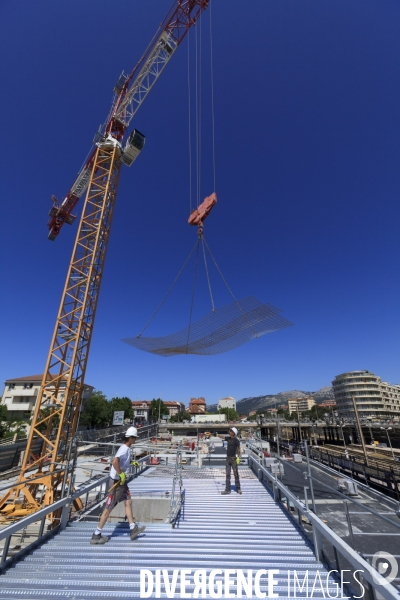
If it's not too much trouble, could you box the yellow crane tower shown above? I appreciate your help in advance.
[0,0,210,521]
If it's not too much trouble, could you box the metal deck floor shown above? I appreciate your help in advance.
[0,470,334,598]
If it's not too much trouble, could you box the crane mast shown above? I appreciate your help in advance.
[1,0,210,520]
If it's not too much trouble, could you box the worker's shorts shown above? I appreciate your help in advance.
[105,478,131,511]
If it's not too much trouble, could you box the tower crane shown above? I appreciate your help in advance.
[0,0,210,520]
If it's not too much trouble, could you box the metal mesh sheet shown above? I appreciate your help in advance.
[144,467,257,479]
[122,296,293,356]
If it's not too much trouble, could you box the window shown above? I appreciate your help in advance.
[7,384,15,391]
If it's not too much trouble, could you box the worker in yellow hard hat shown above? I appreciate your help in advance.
[90,427,146,545]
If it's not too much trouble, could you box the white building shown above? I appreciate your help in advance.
[218,396,236,411]
[332,371,400,421]
[1,374,94,421]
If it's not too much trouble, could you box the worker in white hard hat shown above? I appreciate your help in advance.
[221,427,242,495]
[90,426,146,545]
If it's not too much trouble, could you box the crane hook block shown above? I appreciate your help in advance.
[188,192,217,228]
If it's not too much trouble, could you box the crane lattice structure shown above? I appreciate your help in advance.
[0,0,210,520]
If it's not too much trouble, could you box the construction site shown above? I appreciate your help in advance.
[1,0,400,598]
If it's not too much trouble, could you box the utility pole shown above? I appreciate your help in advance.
[351,395,370,467]
[296,403,303,443]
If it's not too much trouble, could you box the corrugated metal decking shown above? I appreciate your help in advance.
[0,469,335,598]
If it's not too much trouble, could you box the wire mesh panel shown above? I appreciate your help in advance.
[122,296,293,356]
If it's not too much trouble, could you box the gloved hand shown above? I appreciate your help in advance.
[236,456,241,465]
[131,461,140,468]
[119,472,126,484]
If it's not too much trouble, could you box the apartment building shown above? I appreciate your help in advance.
[1,374,94,421]
[288,396,316,415]
[188,397,206,415]
[332,370,400,421]
[131,400,185,423]
[217,396,236,411]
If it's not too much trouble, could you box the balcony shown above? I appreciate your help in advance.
[5,401,33,411]
[7,388,38,397]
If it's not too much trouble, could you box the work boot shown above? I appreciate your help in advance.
[130,524,146,540]
[237,489,242,495]
[90,533,109,545]
[221,490,231,495]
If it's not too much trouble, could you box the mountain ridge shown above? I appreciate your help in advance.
[206,386,334,414]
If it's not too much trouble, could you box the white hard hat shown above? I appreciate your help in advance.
[230,427,238,435]
[125,426,138,438]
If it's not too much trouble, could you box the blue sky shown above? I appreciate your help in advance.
[1,1,399,407]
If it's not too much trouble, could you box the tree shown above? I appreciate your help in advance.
[170,411,192,423]
[79,390,111,428]
[150,398,169,421]
[0,404,9,439]
[35,407,60,434]
[0,404,8,422]
[218,407,239,421]
[109,397,133,422]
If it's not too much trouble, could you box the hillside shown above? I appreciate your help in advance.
[206,386,334,414]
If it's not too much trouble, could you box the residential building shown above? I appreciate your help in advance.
[131,400,185,423]
[131,401,151,423]
[320,400,337,408]
[249,410,257,417]
[164,401,186,416]
[332,371,400,421]
[188,397,206,415]
[1,374,94,421]
[217,396,236,411]
[288,397,316,415]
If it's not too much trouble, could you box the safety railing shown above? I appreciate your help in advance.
[0,455,149,572]
[168,442,184,525]
[247,444,399,600]
[309,445,400,500]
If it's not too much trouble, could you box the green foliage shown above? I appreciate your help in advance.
[79,390,111,428]
[0,404,8,422]
[247,414,258,421]
[36,407,61,433]
[150,398,169,420]
[0,405,29,439]
[218,407,239,421]
[109,397,133,421]
[169,411,191,423]
[300,404,326,420]
[0,418,28,440]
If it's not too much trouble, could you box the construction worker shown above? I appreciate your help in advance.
[221,427,242,495]
[90,426,146,545]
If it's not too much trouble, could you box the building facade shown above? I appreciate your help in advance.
[131,400,185,423]
[217,396,236,411]
[288,397,315,415]
[188,397,206,415]
[1,375,94,421]
[332,370,400,421]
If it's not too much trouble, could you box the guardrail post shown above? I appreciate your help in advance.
[304,440,317,514]
[1,535,11,565]
[38,515,46,538]
[312,525,323,562]
[60,501,71,531]
[344,500,355,549]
